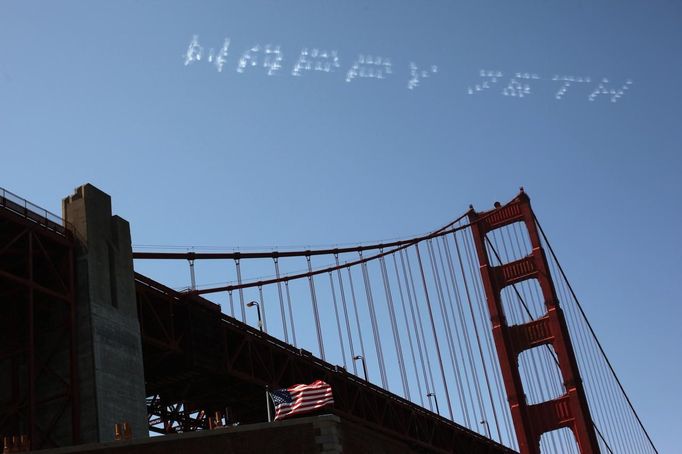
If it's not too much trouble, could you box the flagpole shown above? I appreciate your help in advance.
[266,385,272,422]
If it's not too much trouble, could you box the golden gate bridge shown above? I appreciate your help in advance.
[0,184,658,453]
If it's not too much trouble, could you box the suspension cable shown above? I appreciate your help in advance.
[273,257,289,343]
[306,255,325,360]
[451,228,513,446]
[133,212,473,260]
[284,280,297,347]
[235,258,246,322]
[347,266,367,378]
[257,284,268,332]
[379,251,410,400]
[452,232,491,431]
[328,271,348,370]
[401,248,433,410]
[391,252,424,407]
[461,230,503,442]
[533,214,658,454]
[335,254,356,375]
[360,251,388,388]
[441,233,476,430]
[485,223,616,453]
[425,239,461,420]
[433,237,470,426]
[415,243,454,420]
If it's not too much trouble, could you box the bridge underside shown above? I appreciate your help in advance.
[136,273,515,454]
[0,194,78,449]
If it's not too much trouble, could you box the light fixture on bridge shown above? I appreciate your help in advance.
[480,419,491,438]
[246,300,263,332]
[352,355,368,381]
[426,392,440,416]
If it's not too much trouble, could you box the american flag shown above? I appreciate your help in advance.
[269,380,334,421]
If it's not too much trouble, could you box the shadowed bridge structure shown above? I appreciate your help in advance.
[0,184,658,453]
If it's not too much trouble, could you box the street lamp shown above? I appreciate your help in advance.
[246,301,263,332]
[352,355,368,381]
[426,392,440,415]
[480,420,491,438]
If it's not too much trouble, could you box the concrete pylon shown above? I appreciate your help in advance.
[62,184,147,443]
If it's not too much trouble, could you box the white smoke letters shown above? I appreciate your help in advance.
[184,36,633,102]
[468,69,632,103]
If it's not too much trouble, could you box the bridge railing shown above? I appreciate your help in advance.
[0,186,71,236]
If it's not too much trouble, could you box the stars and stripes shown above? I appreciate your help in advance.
[269,380,334,420]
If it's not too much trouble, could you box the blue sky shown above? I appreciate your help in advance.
[1,0,680,450]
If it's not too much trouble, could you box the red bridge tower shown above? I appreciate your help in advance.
[468,191,600,454]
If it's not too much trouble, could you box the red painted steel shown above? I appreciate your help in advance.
[468,191,600,454]
[0,193,79,449]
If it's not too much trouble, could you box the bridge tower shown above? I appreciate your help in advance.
[62,184,147,443]
[468,191,600,454]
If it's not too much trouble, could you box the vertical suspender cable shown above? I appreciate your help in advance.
[467,235,514,447]
[459,233,503,442]
[235,258,246,322]
[306,255,325,360]
[441,234,475,429]
[554,256,617,453]
[284,280,297,347]
[404,248,438,411]
[452,232,494,434]
[328,271,348,370]
[359,251,388,388]
[392,253,424,406]
[436,236,480,428]
[426,239,464,422]
[503,223,611,453]
[534,217,658,452]
[460,234,514,445]
[335,254,357,375]
[541,231,619,453]
[415,243,454,420]
[379,252,410,400]
[400,249,432,409]
[188,259,196,290]
[451,226,510,442]
[258,284,268,333]
[347,266,367,376]
[273,257,289,343]
[445,231,482,430]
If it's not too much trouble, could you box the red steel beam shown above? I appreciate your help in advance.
[0,201,79,449]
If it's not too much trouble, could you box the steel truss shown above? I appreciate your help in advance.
[0,194,79,449]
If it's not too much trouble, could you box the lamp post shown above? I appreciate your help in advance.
[480,419,491,438]
[246,301,263,332]
[426,392,440,415]
[352,355,368,381]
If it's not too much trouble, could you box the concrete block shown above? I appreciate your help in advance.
[63,184,147,443]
